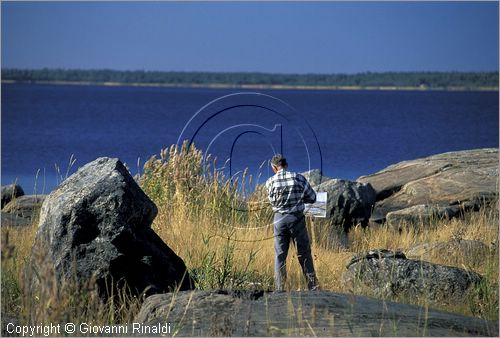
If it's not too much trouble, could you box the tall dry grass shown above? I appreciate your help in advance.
[1,142,498,332]
[140,143,499,320]
[1,224,143,331]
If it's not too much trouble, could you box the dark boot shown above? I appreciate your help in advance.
[306,273,320,291]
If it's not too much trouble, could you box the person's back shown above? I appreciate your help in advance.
[266,169,316,214]
[265,154,319,291]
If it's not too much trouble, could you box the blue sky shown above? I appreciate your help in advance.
[2,1,498,74]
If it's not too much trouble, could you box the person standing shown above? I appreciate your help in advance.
[265,154,319,291]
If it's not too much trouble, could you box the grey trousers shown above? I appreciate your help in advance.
[273,212,317,290]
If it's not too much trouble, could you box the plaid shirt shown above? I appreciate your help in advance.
[265,169,316,214]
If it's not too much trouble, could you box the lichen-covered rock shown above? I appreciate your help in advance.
[358,148,498,223]
[341,250,483,303]
[133,290,498,336]
[1,184,24,208]
[32,157,193,301]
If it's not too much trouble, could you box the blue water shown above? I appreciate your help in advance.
[2,83,498,194]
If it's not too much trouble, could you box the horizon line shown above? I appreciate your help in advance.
[2,67,499,76]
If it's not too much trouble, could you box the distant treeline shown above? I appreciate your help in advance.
[2,68,498,89]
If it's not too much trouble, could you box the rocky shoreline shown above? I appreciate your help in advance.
[359,148,498,225]
[1,148,498,336]
[302,148,498,231]
[3,148,497,231]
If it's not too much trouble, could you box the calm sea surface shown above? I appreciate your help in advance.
[2,83,499,194]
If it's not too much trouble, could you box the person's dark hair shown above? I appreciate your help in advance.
[271,154,288,168]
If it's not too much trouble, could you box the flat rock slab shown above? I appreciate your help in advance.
[133,290,498,336]
[358,148,499,223]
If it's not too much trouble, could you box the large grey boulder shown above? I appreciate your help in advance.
[358,148,499,223]
[133,290,498,336]
[299,171,376,233]
[2,195,46,221]
[32,157,193,301]
[341,250,483,303]
[1,184,24,208]
[315,178,376,231]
